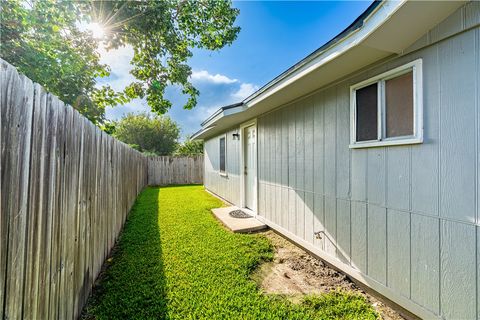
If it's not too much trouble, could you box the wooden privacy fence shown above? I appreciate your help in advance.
[0,59,149,319]
[148,156,204,186]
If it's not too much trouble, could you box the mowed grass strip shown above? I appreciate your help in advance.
[83,185,378,319]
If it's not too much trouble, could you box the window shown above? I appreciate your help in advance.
[350,59,423,148]
[219,136,226,174]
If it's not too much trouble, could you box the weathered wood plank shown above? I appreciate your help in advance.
[0,61,4,320]
[57,100,69,319]
[3,70,34,319]
[23,84,47,319]
[37,92,58,319]
[64,106,79,320]
[48,95,66,319]
[147,156,204,186]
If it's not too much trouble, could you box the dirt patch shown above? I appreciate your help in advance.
[252,230,407,320]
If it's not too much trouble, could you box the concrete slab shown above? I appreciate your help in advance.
[212,206,267,233]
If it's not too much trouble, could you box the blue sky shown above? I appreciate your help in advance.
[101,1,372,138]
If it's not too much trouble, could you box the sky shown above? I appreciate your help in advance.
[99,1,373,138]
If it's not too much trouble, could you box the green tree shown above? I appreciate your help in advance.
[174,137,204,156]
[99,120,117,135]
[0,0,115,123]
[0,0,240,124]
[96,0,240,114]
[113,113,180,156]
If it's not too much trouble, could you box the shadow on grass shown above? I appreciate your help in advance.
[82,185,378,320]
[82,187,168,319]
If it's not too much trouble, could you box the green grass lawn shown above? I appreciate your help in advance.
[82,185,378,319]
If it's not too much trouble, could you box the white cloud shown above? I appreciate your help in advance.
[97,45,135,92]
[105,98,150,120]
[230,83,259,101]
[190,70,238,84]
[95,50,258,136]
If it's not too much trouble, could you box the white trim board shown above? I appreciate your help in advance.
[239,119,258,214]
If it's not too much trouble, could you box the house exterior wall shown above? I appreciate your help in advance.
[204,127,241,205]
[204,3,479,319]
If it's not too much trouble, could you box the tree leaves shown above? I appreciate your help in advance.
[86,0,240,115]
[0,0,240,125]
[1,0,108,124]
[113,112,180,156]
[174,137,204,156]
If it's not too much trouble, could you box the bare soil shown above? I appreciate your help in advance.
[252,230,408,320]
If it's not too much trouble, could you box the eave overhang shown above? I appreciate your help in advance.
[193,0,465,141]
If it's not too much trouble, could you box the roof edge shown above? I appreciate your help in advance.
[242,0,383,105]
[200,102,244,127]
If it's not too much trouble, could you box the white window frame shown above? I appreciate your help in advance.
[219,134,227,176]
[350,59,423,148]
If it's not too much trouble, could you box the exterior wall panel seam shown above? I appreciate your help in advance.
[475,27,479,320]
[436,43,442,315]
[202,12,480,319]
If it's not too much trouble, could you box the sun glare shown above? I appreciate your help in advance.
[87,22,105,39]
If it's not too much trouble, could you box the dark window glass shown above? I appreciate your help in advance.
[219,137,226,172]
[385,71,414,138]
[356,83,378,141]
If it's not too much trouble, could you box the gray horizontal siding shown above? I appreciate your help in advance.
[204,4,480,319]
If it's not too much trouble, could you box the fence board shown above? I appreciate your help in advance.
[23,83,47,319]
[148,156,204,186]
[2,70,34,319]
[1,59,204,319]
[0,59,150,319]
